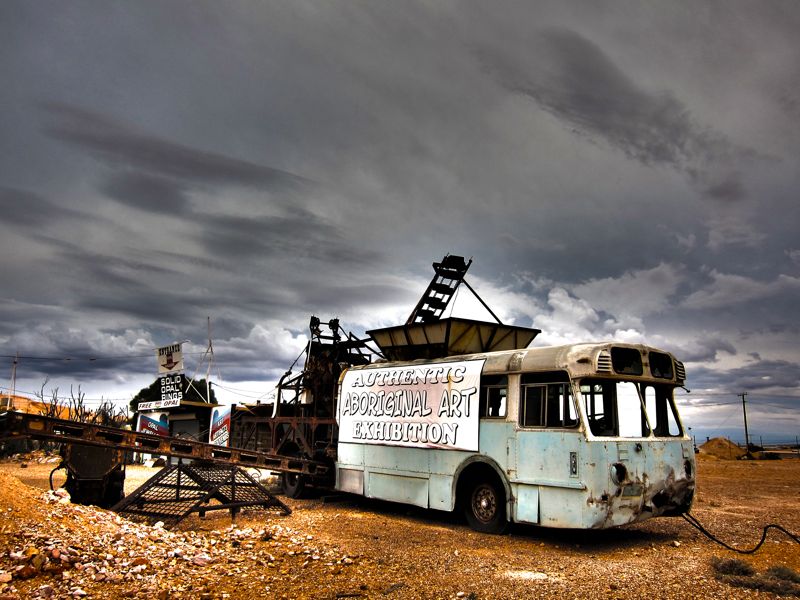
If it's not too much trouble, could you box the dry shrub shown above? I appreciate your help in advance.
[711,558,800,597]
[767,565,800,584]
[711,557,755,576]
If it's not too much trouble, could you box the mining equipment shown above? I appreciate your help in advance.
[0,254,536,524]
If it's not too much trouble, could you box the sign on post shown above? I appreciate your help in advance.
[209,405,232,446]
[157,343,184,374]
[144,343,185,410]
[137,411,169,436]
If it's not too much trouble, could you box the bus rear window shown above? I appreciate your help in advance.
[611,348,643,376]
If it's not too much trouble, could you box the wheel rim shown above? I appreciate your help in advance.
[472,484,497,523]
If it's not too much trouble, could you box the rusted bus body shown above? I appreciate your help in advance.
[335,342,695,531]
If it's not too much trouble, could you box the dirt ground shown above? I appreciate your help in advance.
[1,452,799,599]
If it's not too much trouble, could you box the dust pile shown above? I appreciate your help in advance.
[699,437,746,460]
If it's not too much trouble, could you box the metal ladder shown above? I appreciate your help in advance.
[406,255,472,324]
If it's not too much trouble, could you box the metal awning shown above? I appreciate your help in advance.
[367,318,540,361]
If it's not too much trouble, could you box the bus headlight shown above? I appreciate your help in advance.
[610,462,627,485]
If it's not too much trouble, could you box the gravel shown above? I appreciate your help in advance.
[1,454,799,599]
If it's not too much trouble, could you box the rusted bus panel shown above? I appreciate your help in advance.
[575,439,695,529]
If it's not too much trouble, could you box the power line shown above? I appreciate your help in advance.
[680,391,800,399]
[211,381,272,401]
[0,385,131,404]
[1,352,206,362]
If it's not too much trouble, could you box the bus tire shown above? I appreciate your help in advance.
[281,471,307,499]
[463,478,508,534]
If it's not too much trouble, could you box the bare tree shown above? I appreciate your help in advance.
[35,378,66,419]
[68,384,91,423]
[32,379,66,452]
[91,398,128,428]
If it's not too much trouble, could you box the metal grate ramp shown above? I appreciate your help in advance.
[112,462,291,528]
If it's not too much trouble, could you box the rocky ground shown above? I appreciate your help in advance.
[0,451,799,599]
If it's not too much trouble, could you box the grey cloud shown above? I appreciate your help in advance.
[689,359,800,406]
[0,186,87,226]
[41,103,309,190]
[478,28,748,200]
[727,359,800,391]
[12,354,149,381]
[100,171,191,215]
[194,207,379,266]
[1,2,798,433]
[677,337,738,363]
[702,175,746,203]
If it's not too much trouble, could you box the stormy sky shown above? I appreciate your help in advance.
[1,1,798,441]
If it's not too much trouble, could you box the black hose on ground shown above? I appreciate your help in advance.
[49,463,65,491]
[682,512,800,554]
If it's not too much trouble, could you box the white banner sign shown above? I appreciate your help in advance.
[338,359,485,451]
[156,343,184,375]
[137,397,181,411]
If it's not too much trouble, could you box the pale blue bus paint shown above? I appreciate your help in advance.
[335,343,696,530]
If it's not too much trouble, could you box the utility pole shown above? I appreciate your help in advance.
[739,392,751,457]
[9,352,18,408]
[205,317,213,404]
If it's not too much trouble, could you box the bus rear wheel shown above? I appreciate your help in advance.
[464,478,508,534]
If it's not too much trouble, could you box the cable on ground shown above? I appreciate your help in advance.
[682,512,800,554]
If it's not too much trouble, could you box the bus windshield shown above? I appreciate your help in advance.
[580,379,682,438]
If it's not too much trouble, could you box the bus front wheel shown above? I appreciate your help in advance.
[464,478,508,534]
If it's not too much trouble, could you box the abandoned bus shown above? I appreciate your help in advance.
[335,341,695,533]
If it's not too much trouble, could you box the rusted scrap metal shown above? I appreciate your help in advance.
[0,411,328,477]
[112,463,290,528]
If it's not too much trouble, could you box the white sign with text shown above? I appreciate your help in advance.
[338,359,485,451]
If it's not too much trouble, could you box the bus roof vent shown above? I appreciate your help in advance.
[675,360,686,383]
[597,350,612,374]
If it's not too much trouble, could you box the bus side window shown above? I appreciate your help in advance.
[520,385,545,427]
[480,375,508,418]
[520,383,578,428]
[552,383,579,428]
[581,382,615,436]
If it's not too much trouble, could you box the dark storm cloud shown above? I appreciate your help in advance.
[675,337,738,363]
[726,359,800,391]
[0,2,798,428]
[686,360,800,426]
[12,354,151,382]
[194,207,380,265]
[689,359,800,403]
[701,175,747,203]
[41,103,308,190]
[0,187,87,226]
[478,28,749,200]
[37,236,180,285]
[100,171,191,215]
